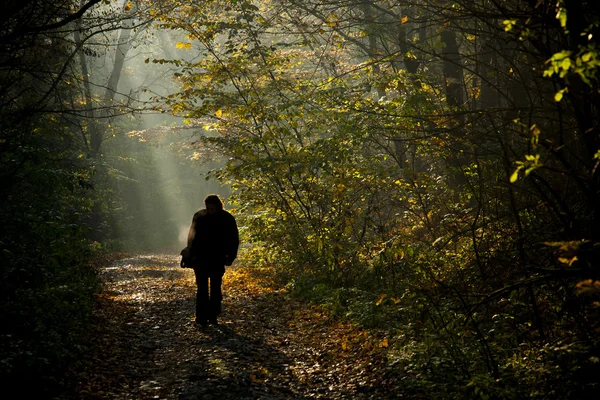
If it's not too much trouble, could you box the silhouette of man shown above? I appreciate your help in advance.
[186,194,239,326]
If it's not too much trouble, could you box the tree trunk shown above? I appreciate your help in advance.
[440,27,467,179]
[90,16,134,156]
[74,27,95,154]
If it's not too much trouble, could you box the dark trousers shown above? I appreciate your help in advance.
[193,267,224,322]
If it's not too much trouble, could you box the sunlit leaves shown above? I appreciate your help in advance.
[543,50,573,78]
[175,41,192,49]
[554,88,567,102]
[510,154,543,182]
[556,4,568,29]
[375,293,387,306]
[543,41,599,86]
[575,279,600,296]
[503,19,517,32]
[530,124,540,148]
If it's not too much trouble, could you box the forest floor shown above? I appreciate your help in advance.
[62,253,409,400]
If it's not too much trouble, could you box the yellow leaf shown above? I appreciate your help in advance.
[379,338,389,347]
[176,42,192,50]
[575,279,600,295]
[215,109,223,118]
[503,19,516,32]
[576,279,593,288]
[401,16,409,25]
[581,52,592,62]
[558,256,578,266]
[554,91,563,102]
[509,169,519,183]
[341,341,348,351]
[376,293,387,306]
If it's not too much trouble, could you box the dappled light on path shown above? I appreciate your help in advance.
[65,254,404,399]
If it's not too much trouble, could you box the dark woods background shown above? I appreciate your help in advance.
[1,0,599,398]
[0,0,224,395]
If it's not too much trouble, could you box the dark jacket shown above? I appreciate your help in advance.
[186,209,239,271]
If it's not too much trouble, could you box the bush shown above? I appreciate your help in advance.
[0,144,100,397]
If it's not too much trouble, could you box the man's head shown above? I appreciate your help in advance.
[204,194,224,215]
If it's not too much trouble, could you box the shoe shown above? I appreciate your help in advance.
[208,317,218,325]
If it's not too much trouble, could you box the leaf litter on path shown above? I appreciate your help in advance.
[63,254,405,399]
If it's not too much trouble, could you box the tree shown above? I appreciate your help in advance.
[0,0,105,396]
[149,0,600,397]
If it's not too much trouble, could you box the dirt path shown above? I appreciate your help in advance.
[64,254,404,399]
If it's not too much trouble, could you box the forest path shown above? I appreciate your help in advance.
[65,254,402,399]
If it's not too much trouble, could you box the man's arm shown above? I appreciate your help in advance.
[226,213,240,263]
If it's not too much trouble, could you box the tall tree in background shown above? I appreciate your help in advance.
[74,0,158,157]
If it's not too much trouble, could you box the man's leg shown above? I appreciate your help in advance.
[208,272,223,324]
[194,269,210,325]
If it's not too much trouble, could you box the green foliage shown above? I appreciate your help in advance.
[156,0,600,398]
[0,1,103,395]
[0,136,100,396]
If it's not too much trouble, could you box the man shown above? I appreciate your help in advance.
[186,194,239,326]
